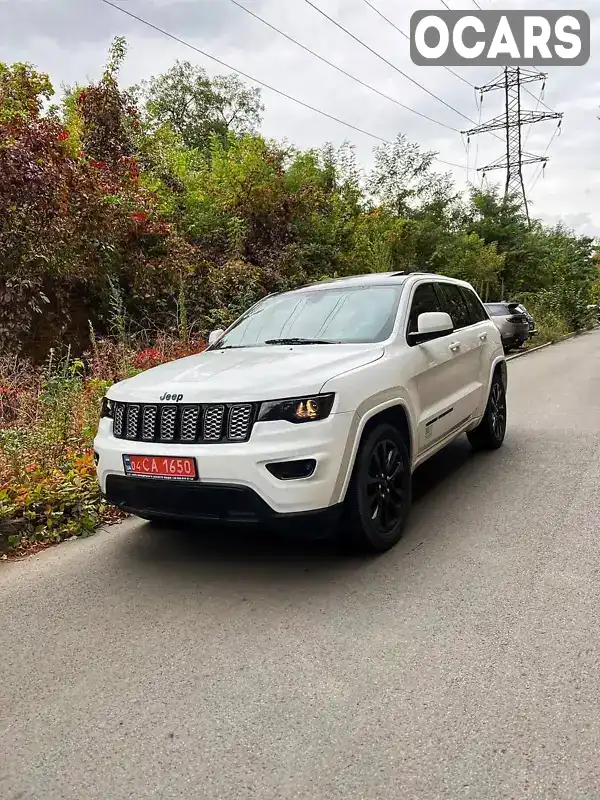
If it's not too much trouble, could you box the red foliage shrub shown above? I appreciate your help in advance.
[131,348,165,371]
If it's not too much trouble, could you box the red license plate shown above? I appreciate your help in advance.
[123,455,197,481]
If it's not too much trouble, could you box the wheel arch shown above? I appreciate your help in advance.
[493,356,508,391]
[332,398,414,505]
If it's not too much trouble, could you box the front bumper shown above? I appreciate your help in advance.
[94,411,354,518]
[103,475,343,534]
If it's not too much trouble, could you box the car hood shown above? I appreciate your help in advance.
[108,344,384,403]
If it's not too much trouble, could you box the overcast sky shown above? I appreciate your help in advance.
[1,0,598,237]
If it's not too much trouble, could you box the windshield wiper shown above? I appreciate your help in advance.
[263,337,339,346]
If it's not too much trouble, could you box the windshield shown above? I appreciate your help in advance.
[212,284,405,348]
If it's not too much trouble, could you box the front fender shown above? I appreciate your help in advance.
[328,389,416,506]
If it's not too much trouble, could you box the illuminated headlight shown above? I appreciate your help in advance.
[257,394,335,424]
[100,397,113,419]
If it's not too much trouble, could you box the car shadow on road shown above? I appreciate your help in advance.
[121,437,476,584]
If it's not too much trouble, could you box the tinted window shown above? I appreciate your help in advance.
[460,287,488,324]
[214,285,404,348]
[407,283,443,337]
[437,283,472,329]
[486,303,509,317]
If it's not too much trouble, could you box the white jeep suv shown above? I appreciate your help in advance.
[94,272,507,553]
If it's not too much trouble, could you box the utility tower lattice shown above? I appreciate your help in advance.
[463,67,562,224]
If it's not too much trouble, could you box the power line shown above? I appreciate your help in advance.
[523,80,545,149]
[99,0,466,170]
[227,0,460,133]
[302,0,479,127]
[358,0,474,89]
[99,0,386,144]
[440,0,451,9]
[527,122,561,194]
[522,85,555,113]
[473,91,483,183]
[471,0,483,9]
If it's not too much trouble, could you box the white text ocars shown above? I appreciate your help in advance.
[94,272,506,553]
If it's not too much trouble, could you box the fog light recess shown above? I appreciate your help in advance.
[266,459,317,481]
[94,451,100,466]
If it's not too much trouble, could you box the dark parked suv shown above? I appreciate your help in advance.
[485,302,535,352]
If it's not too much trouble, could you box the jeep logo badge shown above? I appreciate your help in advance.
[160,392,184,402]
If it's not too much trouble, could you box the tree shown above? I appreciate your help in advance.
[136,61,264,151]
[465,187,550,297]
[368,134,457,219]
[431,232,504,299]
[0,62,53,122]
[0,43,197,358]
[76,37,139,165]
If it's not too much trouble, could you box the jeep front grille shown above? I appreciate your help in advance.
[111,402,256,444]
[228,404,253,441]
[203,405,225,441]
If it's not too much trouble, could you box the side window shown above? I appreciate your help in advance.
[407,283,443,338]
[437,283,472,330]
[460,287,488,324]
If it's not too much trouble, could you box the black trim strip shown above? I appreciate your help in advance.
[425,406,454,428]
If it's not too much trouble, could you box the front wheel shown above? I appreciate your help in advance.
[342,423,412,553]
[467,374,507,451]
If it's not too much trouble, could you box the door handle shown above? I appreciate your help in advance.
[449,341,461,352]
[479,332,488,341]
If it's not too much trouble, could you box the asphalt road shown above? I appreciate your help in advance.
[2,330,600,800]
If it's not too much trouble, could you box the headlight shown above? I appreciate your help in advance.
[257,394,335,424]
[100,397,113,419]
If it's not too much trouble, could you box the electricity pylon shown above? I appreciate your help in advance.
[463,67,562,225]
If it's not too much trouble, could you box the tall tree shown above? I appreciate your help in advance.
[0,62,53,122]
[76,37,139,165]
[136,61,264,151]
[368,134,457,219]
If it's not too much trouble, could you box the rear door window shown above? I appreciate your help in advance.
[460,287,488,324]
[436,283,472,330]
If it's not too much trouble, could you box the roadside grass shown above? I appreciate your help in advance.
[0,335,205,556]
[524,308,571,348]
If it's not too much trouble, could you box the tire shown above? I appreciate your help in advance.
[342,423,412,554]
[467,373,507,451]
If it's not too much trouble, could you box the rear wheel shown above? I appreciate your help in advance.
[467,373,507,451]
[343,423,412,553]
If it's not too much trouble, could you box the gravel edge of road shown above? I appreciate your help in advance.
[507,327,598,362]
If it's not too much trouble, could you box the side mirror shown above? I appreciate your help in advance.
[208,328,225,346]
[408,312,454,345]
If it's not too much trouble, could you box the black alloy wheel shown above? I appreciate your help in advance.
[489,379,507,442]
[467,373,507,451]
[366,439,406,536]
[343,423,412,553]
